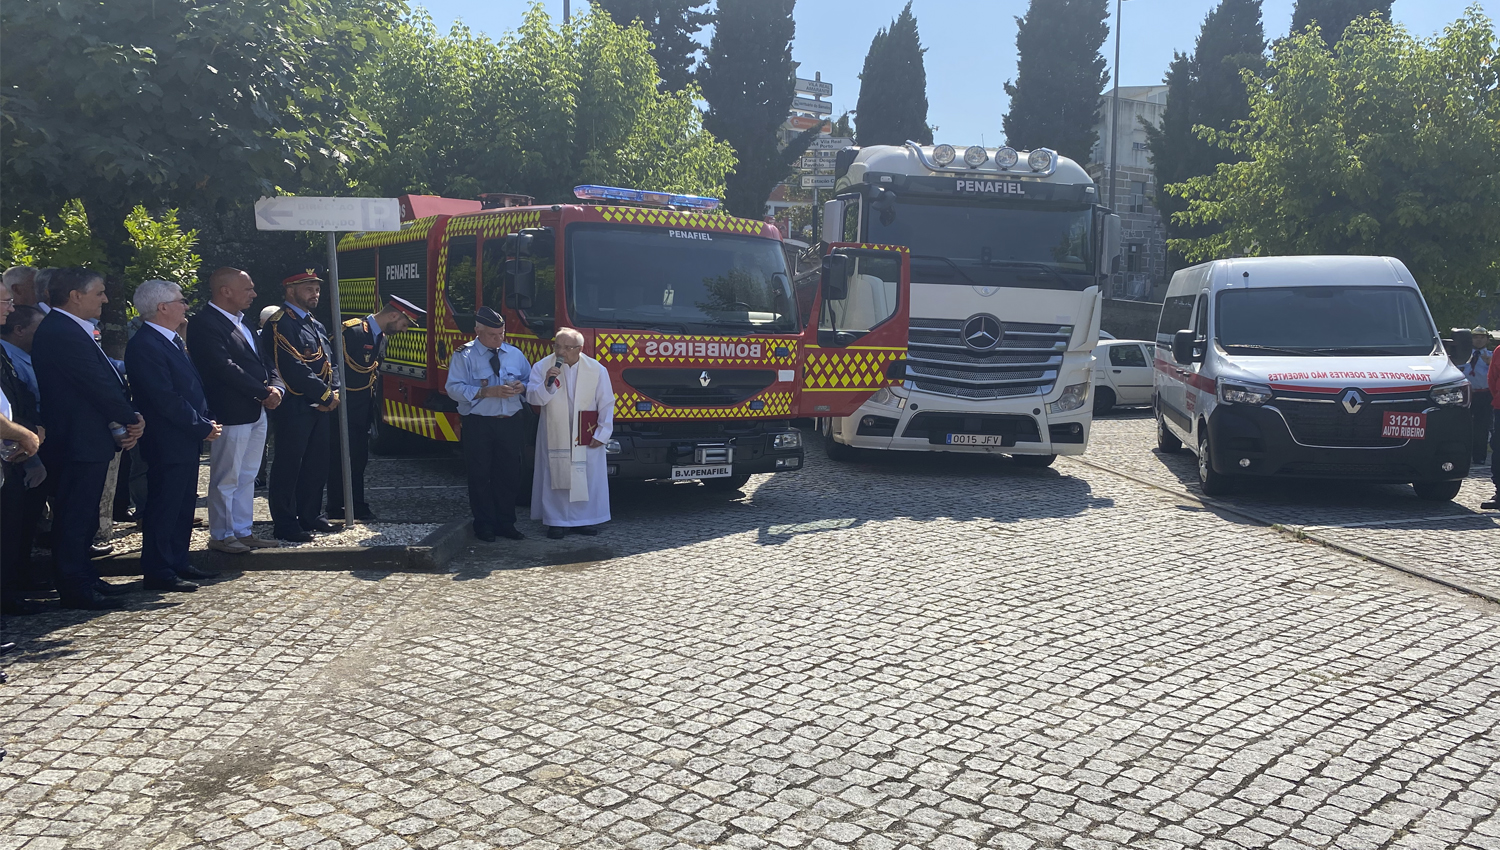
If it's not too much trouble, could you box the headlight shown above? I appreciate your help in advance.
[773,431,802,450]
[932,144,956,166]
[1028,148,1054,171]
[995,147,1019,168]
[1432,381,1470,407]
[605,439,621,454]
[1048,382,1089,414]
[963,145,988,167]
[1218,380,1273,405]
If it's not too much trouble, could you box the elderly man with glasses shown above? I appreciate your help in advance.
[445,307,532,542]
[526,327,614,539]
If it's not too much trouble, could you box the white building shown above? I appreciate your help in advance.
[1088,85,1169,301]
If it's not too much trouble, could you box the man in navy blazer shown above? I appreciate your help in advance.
[126,280,222,592]
[32,267,144,610]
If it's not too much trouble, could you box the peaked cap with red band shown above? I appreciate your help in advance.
[386,295,426,327]
[281,269,323,287]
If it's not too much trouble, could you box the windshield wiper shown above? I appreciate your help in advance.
[1308,346,1410,355]
[982,260,1071,288]
[910,254,979,285]
[614,319,691,333]
[1223,344,1326,356]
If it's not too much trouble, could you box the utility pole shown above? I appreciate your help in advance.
[564,0,570,24]
[1107,0,1125,212]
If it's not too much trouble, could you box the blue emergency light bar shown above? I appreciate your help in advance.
[573,185,721,211]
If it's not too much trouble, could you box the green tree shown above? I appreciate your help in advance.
[1290,0,1392,44]
[1002,0,1110,163]
[1168,11,1500,325]
[592,0,711,92]
[698,0,822,219]
[124,207,203,299]
[22,200,112,271]
[1144,0,1266,273]
[352,5,733,203]
[854,3,932,147]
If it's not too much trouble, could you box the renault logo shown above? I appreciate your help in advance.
[699,370,711,387]
[1341,388,1365,414]
[962,314,1003,351]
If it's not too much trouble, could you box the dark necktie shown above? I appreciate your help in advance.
[173,334,187,355]
[488,348,502,378]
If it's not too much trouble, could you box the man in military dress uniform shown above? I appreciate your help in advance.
[327,296,424,520]
[260,270,340,542]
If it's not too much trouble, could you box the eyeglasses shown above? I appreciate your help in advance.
[0,299,14,307]
[555,343,583,351]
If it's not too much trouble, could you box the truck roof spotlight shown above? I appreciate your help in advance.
[931,144,956,166]
[995,147,1019,168]
[1027,149,1054,172]
[964,146,988,168]
[573,185,721,211]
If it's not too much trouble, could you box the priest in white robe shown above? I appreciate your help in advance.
[527,328,614,538]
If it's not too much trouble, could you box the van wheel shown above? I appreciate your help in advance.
[702,474,752,492]
[1412,480,1462,502]
[1156,406,1183,454]
[1093,387,1116,416]
[1197,430,1233,496]
[1012,454,1057,468]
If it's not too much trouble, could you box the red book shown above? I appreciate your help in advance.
[578,411,599,446]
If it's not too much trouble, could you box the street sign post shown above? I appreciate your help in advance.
[802,175,836,189]
[254,196,402,529]
[794,77,834,98]
[809,137,854,151]
[791,96,833,115]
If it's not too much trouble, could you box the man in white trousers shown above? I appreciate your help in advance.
[526,328,614,538]
[187,268,285,553]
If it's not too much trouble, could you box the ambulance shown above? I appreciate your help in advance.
[1153,255,1471,500]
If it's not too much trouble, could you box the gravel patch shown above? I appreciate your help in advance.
[102,522,441,553]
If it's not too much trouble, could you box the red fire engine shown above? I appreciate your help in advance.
[334,185,910,488]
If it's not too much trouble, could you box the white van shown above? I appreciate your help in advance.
[1154,256,1472,500]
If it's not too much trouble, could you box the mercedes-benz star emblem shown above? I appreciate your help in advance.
[1341,388,1365,414]
[699,370,711,388]
[962,314,1003,352]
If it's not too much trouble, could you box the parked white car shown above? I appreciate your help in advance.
[1091,339,1155,414]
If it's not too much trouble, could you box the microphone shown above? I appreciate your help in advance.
[547,373,559,390]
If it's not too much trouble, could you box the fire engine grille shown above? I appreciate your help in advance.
[1269,397,1430,448]
[905,317,1069,400]
[623,368,775,407]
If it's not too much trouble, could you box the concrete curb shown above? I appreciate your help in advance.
[95,520,472,577]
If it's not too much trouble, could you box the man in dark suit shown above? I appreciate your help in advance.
[327,296,423,520]
[0,286,49,615]
[126,280,223,592]
[188,267,284,553]
[260,270,339,542]
[32,267,144,610]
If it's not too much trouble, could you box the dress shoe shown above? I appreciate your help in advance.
[236,536,280,549]
[176,565,219,580]
[143,577,198,593]
[62,592,125,611]
[254,476,267,489]
[207,537,252,555]
[546,526,566,540]
[1,598,46,616]
[93,580,132,597]
[474,524,497,543]
[574,525,599,536]
[275,528,314,543]
[326,506,346,519]
[112,509,138,524]
[1483,495,1499,510]
[90,543,115,558]
[192,517,206,528]
[305,519,338,533]
[496,526,524,540]
[354,504,376,521]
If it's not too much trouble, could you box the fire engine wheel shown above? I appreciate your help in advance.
[702,474,752,492]
[1412,480,1462,502]
[1156,404,1183,454]
[1197,429,1234,496]
[1092,387,1116,416]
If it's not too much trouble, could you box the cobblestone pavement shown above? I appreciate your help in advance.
[1084,410,1500,599]
[3,427,1499,849]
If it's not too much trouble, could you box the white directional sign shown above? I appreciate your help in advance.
[254,196,401,233]
[795,77,834,98]
[809,137,854,151]
[802,175,836,189]
[791,96,833,115]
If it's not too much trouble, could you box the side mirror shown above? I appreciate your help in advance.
[821,254,850,302]
[504,232,535,256]
[1171,329,1197,365]
[821,200,845,244]
[872,187,897,227]
[1102,212,1122,280]
[506,257,535,310]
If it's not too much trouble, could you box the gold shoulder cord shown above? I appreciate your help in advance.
[271,317,332,396]
[343,325,378,392]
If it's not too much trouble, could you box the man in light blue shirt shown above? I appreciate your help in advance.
[1,305,42,403]
[445,307,531,541]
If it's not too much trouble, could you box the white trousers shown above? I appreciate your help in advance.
[207,411,268,540]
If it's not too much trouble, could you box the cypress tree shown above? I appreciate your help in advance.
[1144,0,1265,272]
[592,0,711,91]
[1289,0,1392,44]
[854,3,932,147]
[698,0,821,219]
[1001,0,1110,163]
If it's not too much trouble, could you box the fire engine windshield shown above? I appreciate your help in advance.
[566,224,797,334]
[866,197,1095,290]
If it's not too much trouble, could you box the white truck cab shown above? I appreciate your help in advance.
[1154,255,1471,500]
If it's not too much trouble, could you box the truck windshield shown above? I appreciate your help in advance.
[566,223,796,335]
[866,197,1094,290]
[1217,286,1438,356]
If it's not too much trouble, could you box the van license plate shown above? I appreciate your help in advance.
[672,464,732,480]
[946,434,1009,447]
[1381,411,1426,440]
